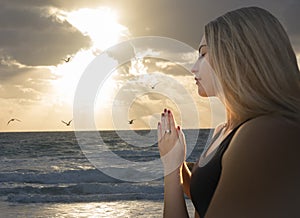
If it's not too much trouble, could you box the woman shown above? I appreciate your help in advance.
[157,6,300,218]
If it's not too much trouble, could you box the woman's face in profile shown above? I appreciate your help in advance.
[191,36,219,97]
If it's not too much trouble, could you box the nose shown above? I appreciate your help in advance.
[191,60,199,75]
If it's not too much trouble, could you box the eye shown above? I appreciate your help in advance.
[198,53,206,59]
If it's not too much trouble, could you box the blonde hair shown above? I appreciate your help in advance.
[205,6,300,129]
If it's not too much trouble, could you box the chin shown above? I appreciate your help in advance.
[198,90,208,97]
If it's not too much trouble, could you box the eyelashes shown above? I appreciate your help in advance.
[198,53,207,60]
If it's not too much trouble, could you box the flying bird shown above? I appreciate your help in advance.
[128,119,135,124]
[61,119,72,126]
[62,56,72,63]
[150,82,160,89]
[7,118,21,125]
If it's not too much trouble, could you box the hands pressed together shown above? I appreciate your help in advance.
[157,109,187,176]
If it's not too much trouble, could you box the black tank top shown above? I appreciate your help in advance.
[190,121,249,217]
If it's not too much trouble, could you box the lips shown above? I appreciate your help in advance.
[194,77,201,84]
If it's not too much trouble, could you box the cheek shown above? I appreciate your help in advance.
[201,71,215,85]
[199,76,214,95]
[198,59,217,96]
[198,58,209,75]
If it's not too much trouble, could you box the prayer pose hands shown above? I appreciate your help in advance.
[157,109,186,175]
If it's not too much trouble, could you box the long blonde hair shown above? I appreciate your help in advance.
[205,6,300,129]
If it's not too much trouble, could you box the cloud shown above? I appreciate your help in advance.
[8,0,298,48]
[112,54,195,85]
[0,62,56,102]
[0,2,91,66]
[1,0,298,66]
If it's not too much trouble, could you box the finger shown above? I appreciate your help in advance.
[163,112,168,132]
[163,108,168,119]
[168,110,176,133]
[163,108,167,122]
[165,110,171,133]
[177,126,186,145]
[176,126,186,162]
[157,122,164,142]
[161,112,166,132]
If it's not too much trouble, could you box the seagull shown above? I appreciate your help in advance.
[128,119,135,124]
[61,119,72,126]
[62,56,72,63]
[150,82,160,89]
[7,118,21,125]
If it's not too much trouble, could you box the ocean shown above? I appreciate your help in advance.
[0,129,212,217]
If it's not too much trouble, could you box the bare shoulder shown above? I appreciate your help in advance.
[226,114,300,166]
[231,116,300,148]
[238,114,300,133]
[206,115,300,217]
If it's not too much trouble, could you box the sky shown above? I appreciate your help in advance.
[0,0,299,132]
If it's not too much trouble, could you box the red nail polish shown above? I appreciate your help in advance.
[164,108,167,113]
[177,126,180,130]
[168,110,170,114]
[161,113,164,116]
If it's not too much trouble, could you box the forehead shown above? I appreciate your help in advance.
[198,35,206,52]
[199,35,206,46]
[198,35,207,52]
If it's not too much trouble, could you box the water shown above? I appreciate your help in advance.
[0,129,211,217]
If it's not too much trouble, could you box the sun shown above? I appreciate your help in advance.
[50,7,129,107]
[66,7,129,51]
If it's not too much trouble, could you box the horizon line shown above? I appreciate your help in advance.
[0,127,213,133]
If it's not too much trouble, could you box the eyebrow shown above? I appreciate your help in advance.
[198,44,207,54]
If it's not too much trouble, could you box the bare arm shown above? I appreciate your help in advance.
[158,109,189,218]
[163,166,189,218]
[205,116,300,217]
[181,161,192,198]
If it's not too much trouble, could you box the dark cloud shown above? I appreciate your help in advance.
[5,0,298,49]
[0,0,298,68]
[0,3,91,66]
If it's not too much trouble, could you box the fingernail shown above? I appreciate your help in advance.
[177,126,180,130]
[164,108,167,113]
[167,110,170,114]
[158,122,161,126]
[161,113,164,116]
